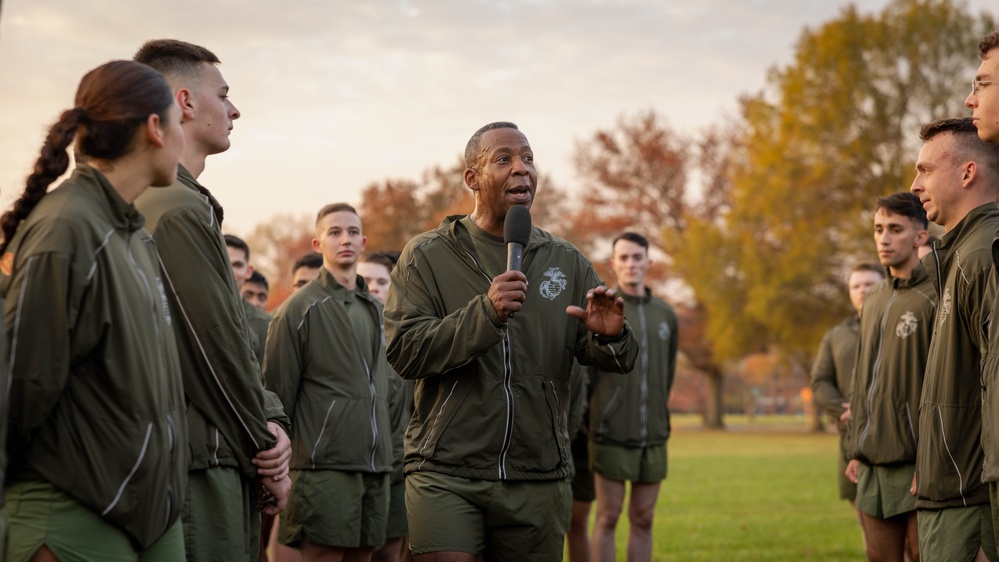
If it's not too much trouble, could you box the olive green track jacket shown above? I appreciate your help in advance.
[919,203,999,509]
[2,165,188,547]
[384,216,638,482]
[263,268,393,473]
[810,316,859,433]
[847,266,935,466]
[976,205,999,484]
[135,165,288,477]
[589,288,679,449]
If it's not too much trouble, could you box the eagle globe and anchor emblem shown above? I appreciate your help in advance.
[539,267,567,300]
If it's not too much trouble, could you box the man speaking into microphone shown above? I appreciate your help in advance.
[384,121,638,562]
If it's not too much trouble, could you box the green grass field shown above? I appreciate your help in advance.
[593,416,865,561]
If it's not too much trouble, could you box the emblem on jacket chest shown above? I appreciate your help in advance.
[539,267,567,300]
[895,311,918,338]
[939,288,952,326]
[659,321,670,341]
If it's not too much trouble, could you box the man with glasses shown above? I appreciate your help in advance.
[969,27,999,559]
[968,28,999,144]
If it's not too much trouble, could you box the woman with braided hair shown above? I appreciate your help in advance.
[1,60,188,562]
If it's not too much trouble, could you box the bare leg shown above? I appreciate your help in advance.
[902,511,919,562]
[858,510,908,562]
[29,546,61,562]
[343,547,375,562]
[852,499,869,553]
[373,538,404,562]
[300,538,345,562]
[591,474,626,562]
[625,482,661,562]
[269,515,303,562]
[567,500,593,562]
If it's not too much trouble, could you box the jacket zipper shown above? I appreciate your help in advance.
[638,301,649,447]
[459,245,515,480]
[858,288,897,454]
[364,358,378,472]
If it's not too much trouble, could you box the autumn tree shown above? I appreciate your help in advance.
[672,0,993,428]
[244,213,315,310]
[567,111,734,427]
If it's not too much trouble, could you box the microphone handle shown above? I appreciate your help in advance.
[506,243,525,319]
[507,243,524,272]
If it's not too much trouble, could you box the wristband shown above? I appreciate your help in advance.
[593,328,626,345]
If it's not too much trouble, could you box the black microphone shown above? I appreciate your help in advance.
[504,205,532,272]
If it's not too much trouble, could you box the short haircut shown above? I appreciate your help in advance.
[611,232,650,253]
[919,117,999,180]
[223,234,250,261]
[875,192,928,229]
[850,261,885,280]
[292,253,323,274]
[465,122,519,168]
[247,270,268,291]
[979,27,999,58]
[315,202,359,230]
[134,39,220,87]
[360,251,397,272]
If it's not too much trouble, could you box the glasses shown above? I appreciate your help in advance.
[972,79,995,94]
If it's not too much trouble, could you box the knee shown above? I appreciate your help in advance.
[628,507,654,532]
[594,507,622,530]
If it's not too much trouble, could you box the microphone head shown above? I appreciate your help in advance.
[503,205,532,247]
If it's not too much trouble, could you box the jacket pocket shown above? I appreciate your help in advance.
[858,399,917,464]
[542,380,569,469]
[593,384,622,441]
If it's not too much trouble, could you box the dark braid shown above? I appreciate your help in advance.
[0,109,83,253]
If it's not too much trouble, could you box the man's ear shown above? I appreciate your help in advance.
[915,229,929,248]
[176,88,195,121]
[312,238,321,253]
[961,161,978,188]
[464,167,478,192]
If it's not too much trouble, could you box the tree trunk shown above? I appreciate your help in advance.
[702,368,725,429]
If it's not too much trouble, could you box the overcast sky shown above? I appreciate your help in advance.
[1,0,996,235]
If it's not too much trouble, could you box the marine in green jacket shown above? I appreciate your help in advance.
[911,118,999,562]
[811,262,883,503]
[265,204,393,560]
[225,234,271,363]
[134,39,291,562]
[970,28,999,559]
[2,60,188,560]
[588,232,679,562]
[845,192,934,562]
[384,122,638,562]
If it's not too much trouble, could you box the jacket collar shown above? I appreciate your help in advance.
[76,164,144,234]
[939,202,999,251]
[315,265,371,302]
[176,164,225,226]
[442,214,539,248]
[889,263,929,289]
[617,286,652,304]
